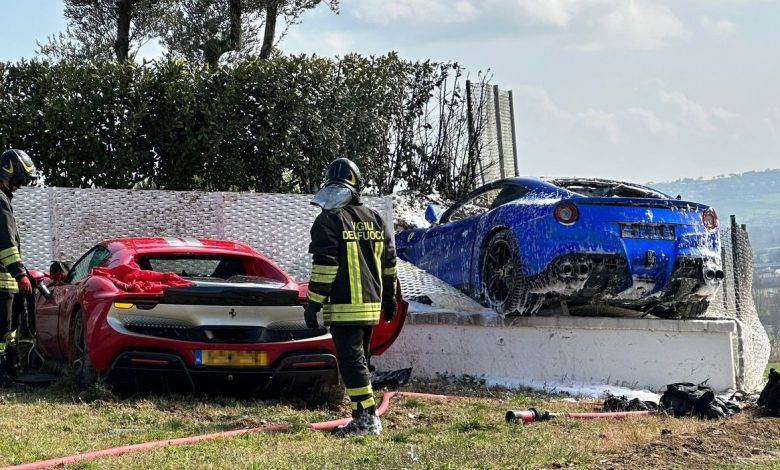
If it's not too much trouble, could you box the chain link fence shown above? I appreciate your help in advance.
[705,215,769,391]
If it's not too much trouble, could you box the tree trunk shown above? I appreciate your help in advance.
[204,0,243,68]
[115,0,133,62]
[260,0,279,59]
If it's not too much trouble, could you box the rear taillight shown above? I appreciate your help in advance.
[702,208,718,230]
[554,202,579,225]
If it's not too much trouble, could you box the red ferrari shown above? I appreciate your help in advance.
[24,237,407,401]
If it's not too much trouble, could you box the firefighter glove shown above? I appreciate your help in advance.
[383,297,397,322]
[17,275,32,295]
[304,303,321,329]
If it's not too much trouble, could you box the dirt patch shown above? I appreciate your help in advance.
[592,408,780,469]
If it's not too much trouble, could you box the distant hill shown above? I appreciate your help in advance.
[648,169,780,262]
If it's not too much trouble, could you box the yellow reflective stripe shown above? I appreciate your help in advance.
[360,397,376,409]
[323,312,380,323]
[351,401,359,410]
[311,264,338,274]
[373,241,383,279]
[307,290,326,304]
[347,384,373,396]
[346,241,362,304]
[310,273,336,283]
[383,266,397,276]
[323,303,381,312]
[0,272,15,281]
[0,246,21,266]
[0,281,18,290]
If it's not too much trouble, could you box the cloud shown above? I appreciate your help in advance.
[766,107,780,138]
[350,0,479,25]
[711,107,739,120]
[628,107,679,136]
[700,16,737,36]
[574,0,687,51]
[578,108,621,143]
[659,90,716,133]
[515,85,621,143]
[345,0,687,51]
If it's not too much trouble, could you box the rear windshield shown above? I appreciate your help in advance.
[137,255,251,281]
[546,178,668,199]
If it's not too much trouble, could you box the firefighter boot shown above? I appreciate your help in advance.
[332,408,383,437]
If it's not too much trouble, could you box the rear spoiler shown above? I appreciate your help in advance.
[573,197,709,211]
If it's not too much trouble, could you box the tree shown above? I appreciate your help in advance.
[161,0,338,67]
[38,0,166,63]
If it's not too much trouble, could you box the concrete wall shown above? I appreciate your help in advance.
[374,315,738,393]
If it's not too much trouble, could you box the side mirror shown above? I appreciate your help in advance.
[48,260,70,282]
[425,203,444,225]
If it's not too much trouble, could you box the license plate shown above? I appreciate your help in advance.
[195,350,268,367]
[620,223,675,240]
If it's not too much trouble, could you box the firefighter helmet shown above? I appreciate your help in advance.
[0,149,37,187]
[325,158,363,194]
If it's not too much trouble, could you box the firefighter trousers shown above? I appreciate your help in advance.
[330,325,376,414]
[0,292,13,338]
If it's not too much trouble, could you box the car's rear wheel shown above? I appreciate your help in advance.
[69,309,98,390]
[306,377,346,408]
[481,230,543,315]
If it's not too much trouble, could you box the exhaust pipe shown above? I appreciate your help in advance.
[578,263,589,276]
[559,263,574,277]
[704,269,716,281]
[506,408,653,424]
[715,270,724,280]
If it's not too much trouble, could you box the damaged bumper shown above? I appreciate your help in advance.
[529,253,723,307]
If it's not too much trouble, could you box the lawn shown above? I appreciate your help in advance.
[2,377,780,470]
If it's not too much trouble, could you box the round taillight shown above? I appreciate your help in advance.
[702,208,718,230]
[554,202,579,225]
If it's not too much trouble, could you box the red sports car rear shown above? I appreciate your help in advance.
[29,237,406,402]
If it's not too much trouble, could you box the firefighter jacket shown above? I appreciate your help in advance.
[0,189,24,293]
[307,203,397,326]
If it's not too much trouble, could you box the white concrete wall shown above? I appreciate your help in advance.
[374,316,738,393]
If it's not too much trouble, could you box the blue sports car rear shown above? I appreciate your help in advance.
[396,177,722,318]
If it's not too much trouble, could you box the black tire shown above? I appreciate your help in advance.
[69,309,98,390]
[650,300,710,319]
[14,293,37,375]
[481,230,543,315]
[307,376,346,408]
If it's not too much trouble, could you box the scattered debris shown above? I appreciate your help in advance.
[602,393,658,412]
[758,368,780,415]
[660,383,741,419]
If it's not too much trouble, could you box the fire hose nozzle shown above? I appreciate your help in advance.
[506,408,541,423]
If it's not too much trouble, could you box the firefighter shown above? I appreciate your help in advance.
[0,150,36,346]
[305,157,397,437]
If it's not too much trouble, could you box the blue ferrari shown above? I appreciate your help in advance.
[396,177,723,318]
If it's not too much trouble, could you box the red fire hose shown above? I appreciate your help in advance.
[506,408,654,424]
[2,391,459,470]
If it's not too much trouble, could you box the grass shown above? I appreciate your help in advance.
[0,379,729,470]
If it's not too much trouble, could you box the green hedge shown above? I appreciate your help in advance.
[0,54,454,194]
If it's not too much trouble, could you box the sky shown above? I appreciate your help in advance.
[1,0,779,184]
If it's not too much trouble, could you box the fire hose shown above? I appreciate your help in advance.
[506,408,654,424]
[1,391,459,470]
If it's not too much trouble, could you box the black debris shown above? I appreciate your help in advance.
[602,393,658,412]
[371,368,412,388]
[758,368,780,416]
[660,382,740,419]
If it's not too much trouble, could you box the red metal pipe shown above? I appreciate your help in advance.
[2,391,457,470]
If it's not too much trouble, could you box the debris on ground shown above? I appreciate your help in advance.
[659,382,741,419]
[758,368,780,416]
[602,393,658,412]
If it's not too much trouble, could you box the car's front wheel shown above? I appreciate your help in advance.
[69,309,98,390]
[481,230,543,315]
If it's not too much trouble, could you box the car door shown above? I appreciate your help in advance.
[55,246,111,357]
[419,186,503,290]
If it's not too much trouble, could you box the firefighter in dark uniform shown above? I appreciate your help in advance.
[305,158,397,437]
[0,150,36,345]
